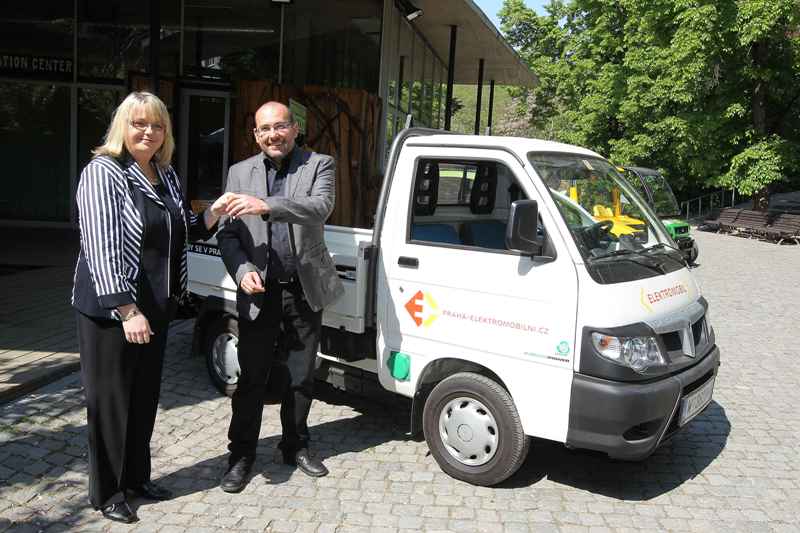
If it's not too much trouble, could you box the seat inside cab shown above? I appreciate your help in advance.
[409,159,523,251]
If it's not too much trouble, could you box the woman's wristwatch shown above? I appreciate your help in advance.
[121,307,140,322]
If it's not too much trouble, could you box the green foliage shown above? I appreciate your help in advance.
[449,84,515,135]
[719,136,800,195]
[498,0,800,203]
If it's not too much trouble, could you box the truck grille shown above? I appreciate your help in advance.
[659,316,709,359]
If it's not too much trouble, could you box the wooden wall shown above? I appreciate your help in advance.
[129,73,176,108]
[233,81,382,228]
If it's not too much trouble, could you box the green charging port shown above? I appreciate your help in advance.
[387,351,411,381]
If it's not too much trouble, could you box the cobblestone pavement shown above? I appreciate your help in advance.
[1,230,799,532]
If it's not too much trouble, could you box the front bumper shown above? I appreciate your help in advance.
[566,344,719,460]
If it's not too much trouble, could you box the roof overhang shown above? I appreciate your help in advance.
[405,0,538,87]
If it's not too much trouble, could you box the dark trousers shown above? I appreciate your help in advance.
[77,311,169,509]
[227,280,322,461]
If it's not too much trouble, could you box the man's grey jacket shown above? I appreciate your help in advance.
[217,148,344,320]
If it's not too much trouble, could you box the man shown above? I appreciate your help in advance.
[216,101,344,492]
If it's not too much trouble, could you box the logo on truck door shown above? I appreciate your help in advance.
[404,288,550,336]
[405,290,440,327]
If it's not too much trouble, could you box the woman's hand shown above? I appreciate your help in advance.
[203,192,236,229]
[210,192,235,217]
[118,305,154,344]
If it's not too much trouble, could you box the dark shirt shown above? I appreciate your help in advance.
[265,155,296,281]
[72,156,214,322]
[136,181,186,324]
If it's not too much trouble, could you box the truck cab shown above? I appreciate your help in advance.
[188,129,719,486]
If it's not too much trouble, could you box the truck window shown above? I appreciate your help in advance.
[408,158,540,253]
[438,162,474,205]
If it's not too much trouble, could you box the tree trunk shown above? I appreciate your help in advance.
[751,187,770,211]
[751,40,770,212]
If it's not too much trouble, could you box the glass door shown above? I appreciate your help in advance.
[178,89,231,213]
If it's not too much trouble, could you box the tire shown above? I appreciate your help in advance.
[422,372,530,486]
[689,241,699,264]
[204,315,240,397]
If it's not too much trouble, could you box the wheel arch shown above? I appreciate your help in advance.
[409,357,511,436]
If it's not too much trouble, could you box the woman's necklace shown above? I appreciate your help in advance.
[145,165,160,186]
[134,157,159,185]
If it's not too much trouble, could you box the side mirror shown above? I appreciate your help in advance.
[506,199,544,255]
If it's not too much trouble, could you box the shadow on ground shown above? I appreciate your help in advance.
[1,349,731,532]
[501,400,731,499]
[1,390,411,532]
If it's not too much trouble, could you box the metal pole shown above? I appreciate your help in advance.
[150,0,160,95]
[179,0,185,76]
[444,25,457,131]
[486,79,495,135]
[396,56,404,134]
[278,4,285,84]
[407,31,415,117]
[473,58,484,134]
[436,65,444,128]
[70,0,78,226]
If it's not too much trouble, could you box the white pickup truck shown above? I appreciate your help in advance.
[188,128,720,486]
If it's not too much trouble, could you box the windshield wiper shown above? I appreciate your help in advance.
[589,248,636,259]
[588,249,667,274]
[641,242,688,267]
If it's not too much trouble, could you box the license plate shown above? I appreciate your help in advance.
[678,377,715,426]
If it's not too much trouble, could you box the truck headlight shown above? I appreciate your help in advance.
[591,332,665,373]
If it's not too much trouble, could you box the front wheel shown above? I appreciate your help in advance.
[689,241,699,264]
[422,372,529,486]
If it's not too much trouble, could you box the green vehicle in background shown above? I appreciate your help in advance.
[620,166,699,264]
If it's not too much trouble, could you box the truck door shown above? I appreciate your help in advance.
[376,146,579,442]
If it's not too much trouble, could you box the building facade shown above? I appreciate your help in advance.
[0,0,534,226]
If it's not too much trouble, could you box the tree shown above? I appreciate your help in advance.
[499,0,800,208]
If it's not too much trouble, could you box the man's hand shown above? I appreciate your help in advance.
[225,194,270,218]
[240,271,265,295]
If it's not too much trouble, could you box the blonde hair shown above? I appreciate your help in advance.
[92,91,175,168]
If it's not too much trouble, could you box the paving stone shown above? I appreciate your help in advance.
[1,231,799,531]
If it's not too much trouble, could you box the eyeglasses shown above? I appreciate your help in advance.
[254,122,293,136]
[130,120,165,133]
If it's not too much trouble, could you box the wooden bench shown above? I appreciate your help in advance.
[765,212,800,244]
[703,208,741,231]
[722,209,771,236]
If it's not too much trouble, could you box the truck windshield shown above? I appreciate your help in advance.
[528,153,685,283]
[640,171,681,217]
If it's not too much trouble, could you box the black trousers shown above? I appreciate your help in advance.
[77,311,170,509]
[227,279,322,461]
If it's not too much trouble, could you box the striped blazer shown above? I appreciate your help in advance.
[72,155,205,319]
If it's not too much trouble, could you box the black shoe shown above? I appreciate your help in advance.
[286,449,328,478]
[100,501,138,524]
[130,480,172,501]
[221,456,254,493]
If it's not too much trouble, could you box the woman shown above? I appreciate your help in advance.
[72,92,230,523]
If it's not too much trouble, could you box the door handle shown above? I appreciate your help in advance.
[398,256,419,268]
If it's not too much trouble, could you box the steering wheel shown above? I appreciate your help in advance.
[588,220,614,241]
